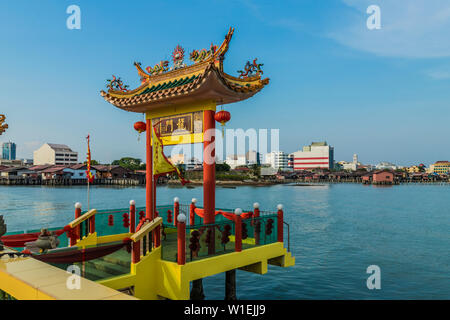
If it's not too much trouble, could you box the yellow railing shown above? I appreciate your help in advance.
[130,217,162,242]
[68,209,97,228]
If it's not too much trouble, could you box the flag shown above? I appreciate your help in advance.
[152,125,190,185]
[86,135,94,183]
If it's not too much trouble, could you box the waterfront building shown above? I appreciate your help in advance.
[2,142,16,160]
[0,166,34,178]
[225,154,247,169]
[430,161,450,175]
[246,150,260,165]
[33,143,78,166]
[93,165,132,179]
[290,142,334,170]
[338,154,359,171]
[185,157,202,170]
[265,151,289,171]
[0,159,22,167]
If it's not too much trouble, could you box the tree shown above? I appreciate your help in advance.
[216,163,231,172]
[84,159,99,165]
[111,157,143,171]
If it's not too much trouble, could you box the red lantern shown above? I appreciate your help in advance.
[134,121,146,141]
[134,121,146,133]
[214,110,231,136]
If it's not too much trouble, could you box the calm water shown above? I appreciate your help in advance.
[1,183,449,299]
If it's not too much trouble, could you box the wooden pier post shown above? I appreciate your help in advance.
[191,279,205,300]
[225,269,237,300]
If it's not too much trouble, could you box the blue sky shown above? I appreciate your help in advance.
[1,0,449,166]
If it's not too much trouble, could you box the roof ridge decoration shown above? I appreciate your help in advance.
[130,27,235,87]
[101,27,270,112]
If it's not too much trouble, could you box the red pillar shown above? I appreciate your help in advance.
[71,202,82,246]
[203,109,215,225]
[129,200,136,233]
[277,205,284,243]
[146,118,153,220]
[234,210,242,252]
[203,109,216,255]
[174,197,180,227]
[253,203,260,245]
[177,214,186,265]
[89,215,95,235]
[189,198,197,226]
[132,241,140,264]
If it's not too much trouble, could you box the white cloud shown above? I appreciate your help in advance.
[425,67,450,80]
[328,0,450,58]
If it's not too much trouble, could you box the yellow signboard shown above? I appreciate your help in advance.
[151,111,203,145]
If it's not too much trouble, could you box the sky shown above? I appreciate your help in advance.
[0,0,449,166]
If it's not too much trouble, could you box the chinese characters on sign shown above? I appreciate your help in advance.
[152,111,203,137]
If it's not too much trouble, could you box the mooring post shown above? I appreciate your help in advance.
[129,200,136,233]
[174,197,180,227]
[177,213,186,265]
[234,208,242,252]
[191,279,205,300]
[225,269,237,300]
[190,198,197,226]
[277,204,284,242]
[253,202,260,245]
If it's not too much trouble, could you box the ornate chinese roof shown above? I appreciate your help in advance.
[100,28,269,113]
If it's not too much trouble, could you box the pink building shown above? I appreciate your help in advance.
[372,170,394,184]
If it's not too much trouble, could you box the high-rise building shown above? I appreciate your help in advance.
[290,142,334,170]
[265,151,289,170]
[2,142,16,160]
[225,154,247,169]
[246,150,260,165]
[33,143,78,165]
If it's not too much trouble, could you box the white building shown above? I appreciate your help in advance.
[246,150,260,165]
[185,157,202,170]
[339,154,359,171]
[33,143,78,166]
[225,154,247,169]
[265,151,289,171]
[289,142,334,170]
[375,162,397,170]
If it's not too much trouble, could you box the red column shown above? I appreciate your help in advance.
[174,197,180,227]
[203,109,215,225]
[189,198,197,226]
[177,214,186,265]
[89,215,95,235]
[71,202,82,246]
[146,118,153,220]
[253,203,260,245]
[234,209,242,252]
[132,241,140,264]
[129,200,136,233]
[277,204,284,243]
[203,109,216,255]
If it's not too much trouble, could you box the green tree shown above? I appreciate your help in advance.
[111,157,143,171]
[84,159,99,165]
[216,163,231,172]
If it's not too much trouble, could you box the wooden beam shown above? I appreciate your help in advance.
[68,209,97,228]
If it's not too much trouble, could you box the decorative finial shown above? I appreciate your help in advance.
[237,58,264,79]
